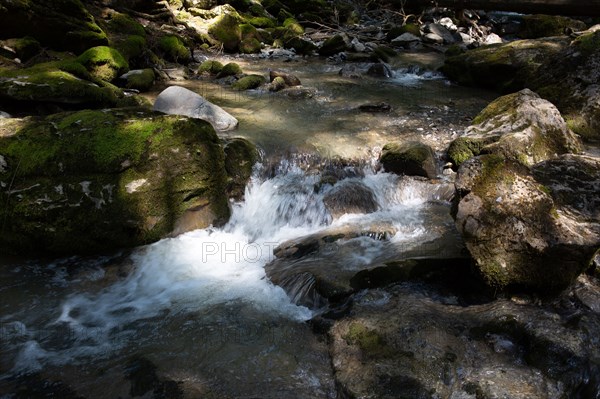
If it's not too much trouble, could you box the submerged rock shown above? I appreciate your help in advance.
[0,109,231,255]
[269,70,301,86]
[153,86,238,132]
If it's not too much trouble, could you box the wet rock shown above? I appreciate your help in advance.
[447,89,581,167]
[269,70,301,86]
[328,281,600,398]
[231,74,266,90]
[0,109,230,255]
[391,32,421,46]
[358,102,391,113]
[153,86,238,132]
[338,64,364,78]
[366,63,394,78]
[318,34,350,56]
[380,141,437,178]
[453,154,600,292]
[519,14,587,39]
[350,37,366,52]
[223,137,259,200]
[441,28,600,140]
[323,180,378,219]
[425,23,456,44]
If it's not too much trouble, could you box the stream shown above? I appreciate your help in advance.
[1,53,599,398]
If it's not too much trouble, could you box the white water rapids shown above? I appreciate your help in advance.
[1,162,452,378]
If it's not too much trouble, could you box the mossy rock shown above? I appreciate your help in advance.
[573,30,600,56]
[223,137,259,200]
[318,34,348,56]
[387,24,421,41]
[105,12,146,37]
[231,74,266,90]
[285,36,317,55]
[373,45,397,63]
[217,62,243,78]
[208,13,242,53]
[0,109,230,255]
[440,37,570,93]
[198,60,224,75]
[447,136,495,167]
[0,61,121,109]
[283,18,304,35]
[122,69,155,91]
[240,23,261,41]
[380,141,437,178]
[2,37,41,62]
[344,322,391,357]
[519,14,586,39]
[113,35,148,63]
[239,38,262,54]
[77,46,129,82]
[244,16,276,28]
[157,35,191,64]
[0,0,108,54]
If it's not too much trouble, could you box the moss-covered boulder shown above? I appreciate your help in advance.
[223,137,259,200]
[113,35,148,64]
[0,37,41,62]
[208,13,242,52]
[217,62,243,78]
[156,35,191,64]
[120,69,155,91]
[0,61,122,109]
[231,74,266,90]
[0,109,231,255]
[451,89,582,167]
[269,70,301,86]
[0,0,108,54]
[380,141,437,178]
[77,46,129,83]
[239,37,262,53]
[198,60,224,75]
[318,34,349,56]
[387,24,421,41]
[519,14,587,39]
[453,154,600,292]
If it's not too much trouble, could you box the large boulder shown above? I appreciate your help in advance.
[519,14,587,39]
[153,86,238,132]
[323,180,378,219]
[0,61,124,109]
[453,154,600,292]
[447,89,582,168]
[441,28,600,141]
[0,109,231,255]
[380,141,437,178]
[328,281,600,398]
[0,0,108,54]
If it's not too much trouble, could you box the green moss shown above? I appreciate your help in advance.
[520,14,586,39]
[447,137,488,166]
[387,24,420,41]
[472,92,519,125]
[239,38,262,53]
[76,46,129,82]
[445,44,465,57]
[106,12,146,37]
[113,35,147,62]
[318,34,347,56]
[240,23,260,40]
[231,74,265,90]
[283,18,304,35]
[124,69,154,91]
[285,36,317,54]
[7,36,41,62]
[198,60,224,75]
[344,322,393,357]
[157,35,191,63]
[566,114,596,141]
[217,62,243,77]
[573,31,600,56]
[0,109,230,255]
[208,13,242,53]
[244,16,275,28]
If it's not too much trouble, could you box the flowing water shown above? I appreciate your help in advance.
[2,54,597,397]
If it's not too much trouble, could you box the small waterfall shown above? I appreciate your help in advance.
[3,159,455,375]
